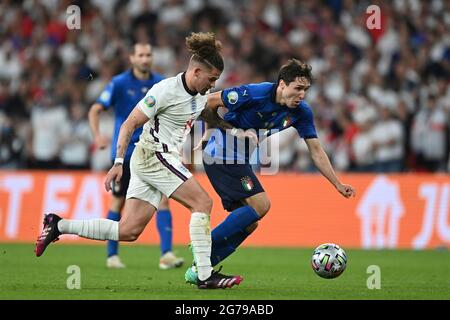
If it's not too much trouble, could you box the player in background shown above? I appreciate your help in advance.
[36,32,253,289]
[185,59,356,284]
[89,43,183,270]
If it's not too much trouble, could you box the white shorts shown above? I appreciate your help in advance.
[126,145,192,208]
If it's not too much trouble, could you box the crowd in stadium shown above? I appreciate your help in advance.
[0,0,449,172]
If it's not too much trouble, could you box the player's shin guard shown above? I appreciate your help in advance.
[57,219,119,241]
[189,212,213,281]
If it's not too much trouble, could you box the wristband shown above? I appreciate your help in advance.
[114,157,124,165]
[230,128,238,136]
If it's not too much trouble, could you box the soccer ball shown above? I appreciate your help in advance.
[311,243,347,279]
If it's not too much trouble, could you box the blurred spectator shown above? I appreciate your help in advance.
[0,112,25,168]
[90,110,113,172]
[411,94,448,172]
[59,103,92,170]
[27,93,67,169]
[352,107,377,172]
[372,105,405,172]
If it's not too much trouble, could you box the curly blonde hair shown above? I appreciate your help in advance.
[186,32,224,71]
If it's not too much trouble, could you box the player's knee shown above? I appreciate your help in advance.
[193,193,213,213]
[128,230,140,242]
[122,229,140,242]
[253,199,271,218]
[119,224,141,242]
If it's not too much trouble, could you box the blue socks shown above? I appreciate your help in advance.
[156,210,173,255]
[210,206,260,266]
[106,210,120,257]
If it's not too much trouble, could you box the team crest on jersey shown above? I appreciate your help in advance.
[227,91,239,105]
[144,95,156,108]
[241,176,254,191]
[282,116,293,127]
[99,91,111,102]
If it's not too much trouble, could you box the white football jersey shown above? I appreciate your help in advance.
[136,72,207,156]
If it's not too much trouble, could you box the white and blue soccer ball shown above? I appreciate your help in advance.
[311,243,347,279]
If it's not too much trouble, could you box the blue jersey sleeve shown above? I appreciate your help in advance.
[221,85,252,112]
[293,107,318,139]
[96,81,115,109]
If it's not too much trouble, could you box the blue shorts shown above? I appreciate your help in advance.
[203,160,264,212]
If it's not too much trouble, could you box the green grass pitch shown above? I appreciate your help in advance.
[0,243,449,300]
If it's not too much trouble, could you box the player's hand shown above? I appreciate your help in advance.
[95,135,110,150]
[234,129,259,145]
[104,164,123,192]
[243,129,259,145]
[336,183,356,198]
[193,139,208,151]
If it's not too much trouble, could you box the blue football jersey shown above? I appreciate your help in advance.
[96,69,164,160]
[204,82,317,162]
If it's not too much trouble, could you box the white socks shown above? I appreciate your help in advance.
[190,212,213,281]
[57,219,119,241]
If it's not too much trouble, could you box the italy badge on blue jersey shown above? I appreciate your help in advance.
[282,116,293,127]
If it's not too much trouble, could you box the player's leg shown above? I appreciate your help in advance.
[185,162,266,284]
[34,198,156,257]
[133,146,214,281]
[157,195,184,270]
[204,162,266,264]
[211,192,270,263]
[118,198,157,241]
[35,155,160,257]
[106,160,132,268]
[169,176,213,281]
[169,176,243,288]
[106,195,126,268]
[143,147,241,288]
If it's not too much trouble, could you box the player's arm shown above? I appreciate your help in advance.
[198,91,258,145]
[91,81,115,149]
[199,91,234,130]
[115,106,148,160]
[88,103,110,149]
[104,107,148,192]
[305,138,356,198]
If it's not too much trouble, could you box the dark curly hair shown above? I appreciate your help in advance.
[277,59,313,85]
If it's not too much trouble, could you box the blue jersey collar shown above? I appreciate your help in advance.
[129,69,154,81]
[270,82,278,103]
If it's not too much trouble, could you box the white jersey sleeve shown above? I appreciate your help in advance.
[137,83,168,119]
[136,73,207,157]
